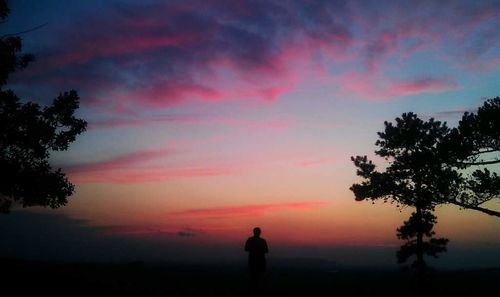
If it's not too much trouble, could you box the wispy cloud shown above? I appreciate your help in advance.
[11,1,499,109]
[89,114,292,130]
[431,108,476,119]
[298,156,337,168]
[65,147,176,174]
[336,73,458,100]
[105,225,239,236]
[19,0,351,112]
[64,146,239,184]
[170,201,328,219]
[68,166,237,184]
[387,78,458,97]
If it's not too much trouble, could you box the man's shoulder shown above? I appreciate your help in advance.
[246,236,266,243]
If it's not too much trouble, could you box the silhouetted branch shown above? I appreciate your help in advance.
[469,149,499,156]
[457,159,500,166]
[1,22,48,38]
[449,200,500,217]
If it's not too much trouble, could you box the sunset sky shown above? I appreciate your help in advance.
[1,0,499,268]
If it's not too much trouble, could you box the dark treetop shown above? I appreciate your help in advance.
[0,0,86,213]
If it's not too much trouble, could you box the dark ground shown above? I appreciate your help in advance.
[2,258,499,297]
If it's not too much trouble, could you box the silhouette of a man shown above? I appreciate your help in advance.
[244,227,268,291]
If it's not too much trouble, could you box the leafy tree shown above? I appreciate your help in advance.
[0,0,86,213]
[350,97,499,282]
[350,113,453,281]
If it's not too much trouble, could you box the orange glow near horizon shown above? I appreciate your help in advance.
[53,181,500,250]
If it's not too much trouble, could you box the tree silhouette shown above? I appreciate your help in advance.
[0,0,86,213]
[396,210,448,273]
[440,97,500,216]
[350,98,500,284]
[455,97,499,166]
[350,113,452,284]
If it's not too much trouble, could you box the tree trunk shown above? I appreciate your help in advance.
[415,205,425,293]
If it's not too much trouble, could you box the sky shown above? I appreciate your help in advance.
[1,0,499,268]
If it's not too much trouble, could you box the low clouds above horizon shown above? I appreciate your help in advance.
[7,0,499,119]
[170,201,328,219]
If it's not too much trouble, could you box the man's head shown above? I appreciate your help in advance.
[253,227,261,237]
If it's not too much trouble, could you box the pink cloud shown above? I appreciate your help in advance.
[14,0,498,115]
[387,77,458,96]
[121,80,223,108]
[69,166,237,184]
[106,225,240,236]
[460,57,500,73]
[298,157,337,168]
[362,24,442,73]
[65,131,317,184]
[86,71,295,112]
[170,201,328,219]
[63,146,240,183]
[51,33,203,67]
[89,115,292,130]
[18,2,354,113]
[353,1,500,73]
[65,148,176,174]
[335,72,458,100]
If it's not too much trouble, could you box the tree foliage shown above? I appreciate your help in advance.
[350,98,499,280]
[351,113,468,209]
[351,99,500,217]
[396,210,448,267]
[351,113,452,277]
[440,97,500,216]
[454,97,500,166]
[0,0,86,213]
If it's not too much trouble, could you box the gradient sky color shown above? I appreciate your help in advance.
[1,0,499,268]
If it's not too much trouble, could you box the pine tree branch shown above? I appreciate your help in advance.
[457,159,500,166]
[1,22,48,38]
[449,200,500,217]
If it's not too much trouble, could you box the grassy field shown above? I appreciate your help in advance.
[3,259,499,297]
